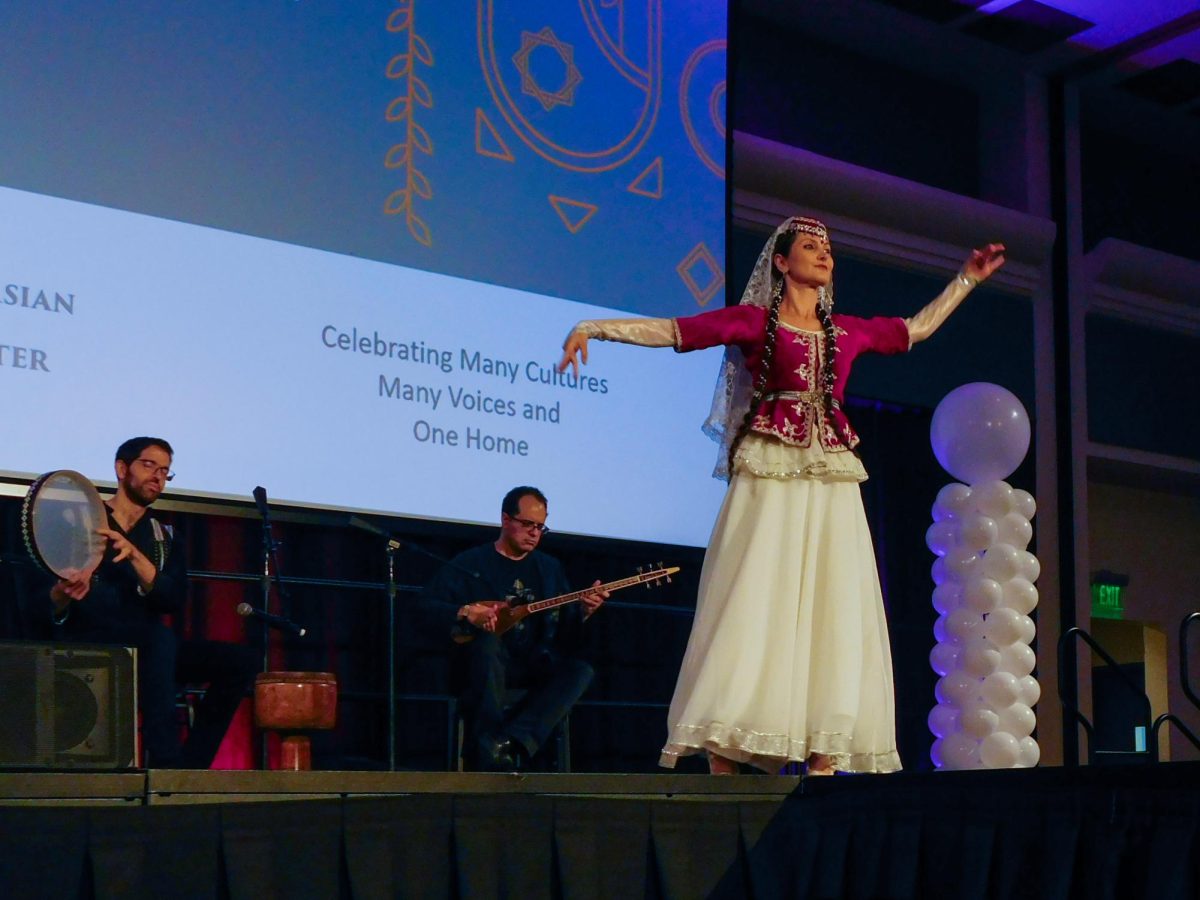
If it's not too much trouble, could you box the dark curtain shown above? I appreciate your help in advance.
[2,764,1199,900]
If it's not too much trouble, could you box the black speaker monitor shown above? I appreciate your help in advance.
[0,641,137,768]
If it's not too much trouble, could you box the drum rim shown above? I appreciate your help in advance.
[21,469,107,577]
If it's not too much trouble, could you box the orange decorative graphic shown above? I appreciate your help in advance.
[513,27,583,112]
[383,0,436,247]
[679,39,725,180]
[476,108,516,161]
[586,0,649,89]
[676,242,724,307]
[626,156,663,199]
[548,195,598,234]
[477,1,662,173]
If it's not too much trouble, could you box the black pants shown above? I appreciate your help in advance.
[65,621,257,768]
[460,633,592,768]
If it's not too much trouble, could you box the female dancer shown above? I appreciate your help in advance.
[559,216,1005,774]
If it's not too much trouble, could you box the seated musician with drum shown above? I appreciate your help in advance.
[419,486,608,771]
[47,437,257,768]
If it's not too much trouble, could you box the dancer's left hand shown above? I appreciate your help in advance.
[964,243,1006,282]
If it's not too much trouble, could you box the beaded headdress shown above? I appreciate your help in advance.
[700,215,835,481]
[783,216,829,242]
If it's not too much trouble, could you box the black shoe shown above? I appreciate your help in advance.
[480,735,524,772]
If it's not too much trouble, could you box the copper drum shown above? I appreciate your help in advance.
[254,671,338,731]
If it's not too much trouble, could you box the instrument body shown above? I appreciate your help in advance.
[21,470,107,578]
[453,566,680,643]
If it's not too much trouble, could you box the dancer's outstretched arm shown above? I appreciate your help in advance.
[905,243,1006,345]
[558,317,676,376]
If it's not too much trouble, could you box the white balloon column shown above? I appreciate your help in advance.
[926,383,1041,770]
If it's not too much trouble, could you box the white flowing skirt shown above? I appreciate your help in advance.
[659,468,902,774]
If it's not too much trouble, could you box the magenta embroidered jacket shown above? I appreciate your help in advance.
[675,305,910,450]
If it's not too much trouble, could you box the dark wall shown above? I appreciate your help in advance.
[1081,125,1200,264]
[1086,316,1200,460]
[733,13,981,199]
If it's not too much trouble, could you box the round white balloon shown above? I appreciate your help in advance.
[948,607,985,642]
[1001,578,1038,615]
[1019,551,1041,583]
[980,731,1021,768]
[933,582,965,615]
[963,577,1003,614]
[930,737,946,767]
[981,543,1022,582]
[996,512,1033,549]
[930,641,962,676]
[981,671,1021,708]
[941,733,981,770]
[930,383,1031,484]
[997,702,1037,737]
[938,670,981,706]
[945,546,982,581]
[998,642,1036,677]
[983,608,1024,645]
[958,514,998,552]
[933,483,974,521]
[1018,675,1041,707]
[984,607,1022,648]
[1011,489,1037,520]
[973,480,1015,519]
[1017,736,1040,768]
[928,704,960,739]
[961,705,1000,739]
[1015,614,1036,645]
[926,521,959,557]
[962,640,1001,677]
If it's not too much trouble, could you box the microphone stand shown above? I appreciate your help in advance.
[385,541,397,771]
[349,516,481,772]
[253,486,295,770]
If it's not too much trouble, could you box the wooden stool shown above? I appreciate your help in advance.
[254,671,337,770]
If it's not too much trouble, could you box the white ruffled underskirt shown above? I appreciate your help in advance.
[659,454,901,775]
[733,432,868,482]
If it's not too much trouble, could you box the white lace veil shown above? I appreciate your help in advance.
[701,216,832,480]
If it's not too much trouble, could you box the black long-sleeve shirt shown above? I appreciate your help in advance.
[54,505,186,634]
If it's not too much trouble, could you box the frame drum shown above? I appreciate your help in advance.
[21,470,107,578]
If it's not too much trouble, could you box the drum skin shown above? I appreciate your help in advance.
[21,470,107,578]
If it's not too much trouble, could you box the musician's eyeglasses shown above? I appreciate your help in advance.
[132,458,175,482]
[508,515,549,534]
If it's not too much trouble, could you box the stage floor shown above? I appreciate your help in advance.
[0,768,802,806]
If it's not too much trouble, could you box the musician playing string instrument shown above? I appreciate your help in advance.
[418,486,608,771]
[46,437,257,768]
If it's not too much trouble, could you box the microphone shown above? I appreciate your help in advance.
[347,516,481,580]
[252,485,270,519]
[236,602,306,637]
[348,515,403,550]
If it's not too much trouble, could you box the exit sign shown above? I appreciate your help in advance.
[1091,579,1126,620]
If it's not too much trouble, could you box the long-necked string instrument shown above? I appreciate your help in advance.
[454,565,679,642]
